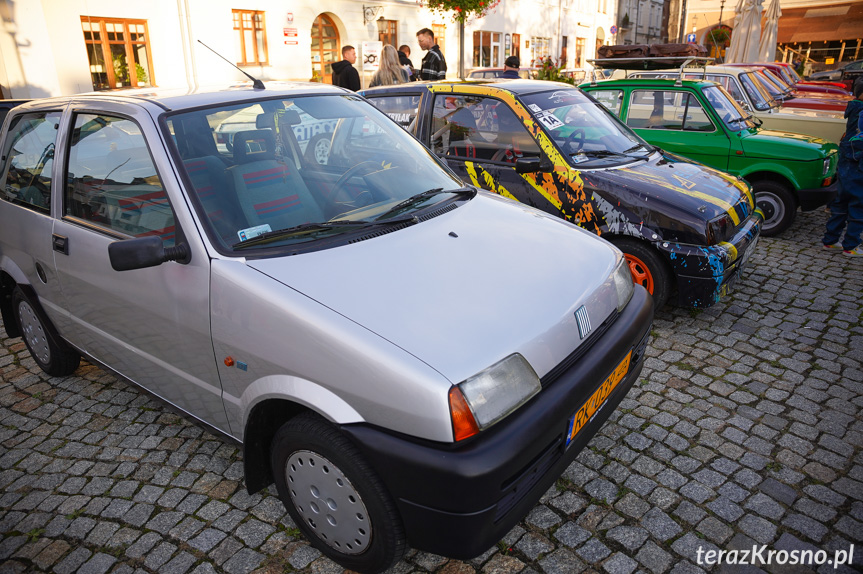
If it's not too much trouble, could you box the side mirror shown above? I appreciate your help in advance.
[108,236,190,271]
[514,157,554,174]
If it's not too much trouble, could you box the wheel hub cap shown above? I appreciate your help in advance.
[18,301,50,364]
[286,450,371,554]
[757,196,782,228]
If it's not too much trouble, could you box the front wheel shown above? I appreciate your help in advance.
[610,238,673,310]
[271,413,405,574]
[751,180,796,236]
[13,287,80,376]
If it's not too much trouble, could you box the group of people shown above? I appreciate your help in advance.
[331,27,447,91]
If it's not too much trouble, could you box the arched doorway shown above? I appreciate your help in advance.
[311,14,340,84]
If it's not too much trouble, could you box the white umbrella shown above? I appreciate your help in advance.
[726,0,764,64]
[758,0,782,62]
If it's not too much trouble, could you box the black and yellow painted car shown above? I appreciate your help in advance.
[360,80,762,308]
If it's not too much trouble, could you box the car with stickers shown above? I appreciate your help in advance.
[361,80,762,309]
[581,77,839,236]
[0,84,652,573]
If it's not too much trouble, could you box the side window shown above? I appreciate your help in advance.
[589,90,624,117]
[65,114,175,246]
[0,112,62,213]
[367,95,421,131]
[431,95,540,162]
[627,90,713,132]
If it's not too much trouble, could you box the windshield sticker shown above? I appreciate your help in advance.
[573,153,589,164]
[528,104,542,113]
[535,111,565,130]
[237,224,272,242]
[549,91,578,104]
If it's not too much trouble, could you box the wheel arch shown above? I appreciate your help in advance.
[0,270,36,339]
[742,170,799,205]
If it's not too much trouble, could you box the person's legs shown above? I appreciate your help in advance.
[823,174,849,247]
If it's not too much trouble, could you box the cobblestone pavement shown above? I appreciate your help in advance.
[0,209,861,574]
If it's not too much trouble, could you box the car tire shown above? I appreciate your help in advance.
[751,180,796,237]
[12,287,80,376]
[305,134,332,165]
[271,413,406,573]
[611,238,672,310]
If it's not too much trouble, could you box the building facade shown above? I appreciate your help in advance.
[0,0,618,99]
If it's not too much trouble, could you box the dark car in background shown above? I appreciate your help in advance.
[361,80,762,309]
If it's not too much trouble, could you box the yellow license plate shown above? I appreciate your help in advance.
[565,350,632,447]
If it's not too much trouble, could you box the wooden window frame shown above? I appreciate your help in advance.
[81,16,156,91]
[378,19,397,48]
[232,9,268,66]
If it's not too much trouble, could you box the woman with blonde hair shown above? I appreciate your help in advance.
[370,45,409,87]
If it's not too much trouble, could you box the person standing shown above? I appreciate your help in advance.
[332,45,361,91]
[370,45,410,87]
[398,44,417,81]
[822,77,863,256]
[416,28,447,81]
[500,56,521,79]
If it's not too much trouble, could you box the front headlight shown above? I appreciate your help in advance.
[449,354,540,441]
[823,157,831,176]
[612,257,634,313]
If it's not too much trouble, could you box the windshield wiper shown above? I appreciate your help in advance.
[233,218,417,249]
[374,187,474,222]
[623,143,655,155]
[578,148,650,161]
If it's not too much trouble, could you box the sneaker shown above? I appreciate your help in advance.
[843,245,863,257]
[823,243,843,250]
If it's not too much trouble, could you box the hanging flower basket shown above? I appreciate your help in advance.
[418,0,501,23]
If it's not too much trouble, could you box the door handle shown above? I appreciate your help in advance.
[52,234,69,255]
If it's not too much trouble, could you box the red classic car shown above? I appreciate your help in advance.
[740,66,850,112]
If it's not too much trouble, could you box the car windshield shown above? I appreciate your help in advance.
[702,85,755,131]
[520,88,650,166]
[165,94,464,254]
[739,71,777,110]
[786,66,802,83]
[755,70,791,98]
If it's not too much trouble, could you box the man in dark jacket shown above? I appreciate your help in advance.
[398,45,417,81]
[822,77,863,256]
[416,28,447,81]
[332,45,360,91]
[500,56,521,79]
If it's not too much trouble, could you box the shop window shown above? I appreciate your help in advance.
[473,31,502,68]
[81,17,154,90]
[233,9,268,66]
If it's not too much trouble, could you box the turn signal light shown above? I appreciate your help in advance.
[224,356,235,367]
[821,176,833,187]
[448,386,480,441]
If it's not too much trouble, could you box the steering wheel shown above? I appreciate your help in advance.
[563,128,586,154]
[331,161,383,204]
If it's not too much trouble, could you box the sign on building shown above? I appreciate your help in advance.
[362,41,383,72]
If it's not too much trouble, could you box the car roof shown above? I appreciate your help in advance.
[581,77,718,89]
[16,82,350,113]
[362,79,574,96]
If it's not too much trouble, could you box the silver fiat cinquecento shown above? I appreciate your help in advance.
[0,84,652,573]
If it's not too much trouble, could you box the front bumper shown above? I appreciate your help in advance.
[341,286,653,559]
[658,211,762,308]
[798,178,838,212]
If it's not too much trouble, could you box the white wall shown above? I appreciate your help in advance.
[1,0,620,98]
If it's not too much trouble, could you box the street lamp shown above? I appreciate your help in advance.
[718,0,726,25]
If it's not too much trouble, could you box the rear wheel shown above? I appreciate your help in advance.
[751,180,796,236]
[611,238,672,309]
[13,287,80,376]
[271,413,405,573]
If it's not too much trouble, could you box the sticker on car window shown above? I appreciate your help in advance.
[528,104,542,113]
[573,153,589,163]
[535,111,564,130]
[237,224,272,241]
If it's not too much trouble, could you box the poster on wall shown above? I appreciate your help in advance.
[505,34,511,58]
[362,41,383,72]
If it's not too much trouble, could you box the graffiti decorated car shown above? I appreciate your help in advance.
[581,77,839,236]
[362,80,762,309]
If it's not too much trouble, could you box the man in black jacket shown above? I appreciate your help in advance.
[416,28,447,81]
[398,45,417,81]
[332,45,360,91]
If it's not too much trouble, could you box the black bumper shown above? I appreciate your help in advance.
[798,179,838,211]
[341,286,653,559]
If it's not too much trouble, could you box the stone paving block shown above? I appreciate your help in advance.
[525,505,561,529]
[673,500,707,525]
[640,507,682,542]
[553,521,591,548]
[53,546,92,574]
[738,513,777,544]
[538,548,586,574]
[143,541,177,570]
[614,492,651,519]
[77,552,117,574]
[515,532,554,560]
[223,547,265,574]
[606,525,649,551]
[635,541,674,574]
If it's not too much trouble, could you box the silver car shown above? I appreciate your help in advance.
[0,84,652,573]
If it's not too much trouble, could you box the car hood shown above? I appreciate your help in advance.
[761,105,844,121]
[740,129,836,161]
[246,192,622,384]
[577,150,753,244]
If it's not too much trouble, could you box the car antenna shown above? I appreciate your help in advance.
[197,40,265,90]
